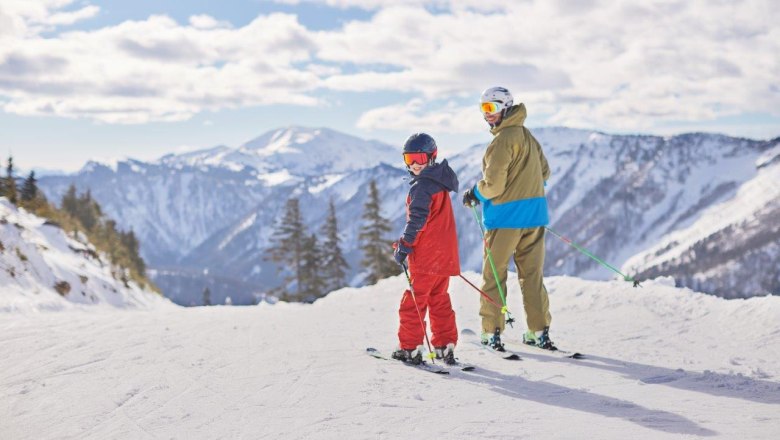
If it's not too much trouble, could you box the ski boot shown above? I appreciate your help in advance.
[523,326,557,350]
[434,343,457,365]
[391,345,424,365]
[480,328,506,352]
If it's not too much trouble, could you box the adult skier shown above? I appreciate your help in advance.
[462,86,556,351]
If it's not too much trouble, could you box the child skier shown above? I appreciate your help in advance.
[391,133,461,365]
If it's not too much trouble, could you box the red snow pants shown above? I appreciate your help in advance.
[398,273,458,350]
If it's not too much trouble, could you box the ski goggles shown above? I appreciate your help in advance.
[480,101,502,115]
[403,152,430,166]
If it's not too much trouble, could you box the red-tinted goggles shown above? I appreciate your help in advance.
[403,152,430,166]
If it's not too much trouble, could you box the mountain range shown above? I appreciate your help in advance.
[37,126,780,305]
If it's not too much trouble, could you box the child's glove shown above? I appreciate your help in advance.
[462,186,479,207]
[393,240,412,266]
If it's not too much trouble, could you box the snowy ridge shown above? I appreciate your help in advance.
[624,159,780,271]
[0,199,169,313]
[2,273,779,438]
[158,126,398,176]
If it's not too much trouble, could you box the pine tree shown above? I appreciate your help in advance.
[120,229,145,275]
[4,156,17,204]
[203,287,211,306]
[320,198,348,292]
[359,179,399,284]
[300,233,327,302]
[61,184,78,217]
[76,190,101,231]
[267,197,307,301]
[21,171,38,201]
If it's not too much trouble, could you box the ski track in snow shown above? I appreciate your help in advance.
[2,274,779,439]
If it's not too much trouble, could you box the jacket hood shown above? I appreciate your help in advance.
[491,103,527,135]
[409,159,459,193]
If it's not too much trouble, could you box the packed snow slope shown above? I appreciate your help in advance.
[2,274,779,439]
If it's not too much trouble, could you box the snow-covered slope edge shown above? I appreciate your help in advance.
[0,199,170,313]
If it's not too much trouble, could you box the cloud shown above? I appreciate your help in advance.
[0,0,99,37]
[0,0,777,134]
[357,98,484,133]
[188,15,232,30]
[0,12,321,123]
[265,0,511,13]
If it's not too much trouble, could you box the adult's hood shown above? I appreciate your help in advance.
[491,103,527,135]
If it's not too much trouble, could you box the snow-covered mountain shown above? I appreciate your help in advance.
[37,126,780,304]
[158,126,399,176]
[3,273,779,438]
[623,148,780,298]
[0,199,166,313]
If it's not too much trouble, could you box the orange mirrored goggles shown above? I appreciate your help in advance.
[403,152,430,166]
[480,101,502,115]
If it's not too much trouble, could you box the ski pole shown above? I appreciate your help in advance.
[458,274,502,308]
[469,203,515,326]
[401,262,437,363]
[545,227,642,287]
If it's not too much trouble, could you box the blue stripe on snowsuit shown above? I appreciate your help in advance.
[473,185,549,230]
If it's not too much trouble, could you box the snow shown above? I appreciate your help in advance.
[256,169,295,185]
[308,173,347,194]
[217,213,257,251]
[0,199,167,314]
[2,272,778,439]
[623,160,780,274]
[756,142,780,168]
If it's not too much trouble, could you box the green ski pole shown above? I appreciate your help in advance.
[545,227,642,287]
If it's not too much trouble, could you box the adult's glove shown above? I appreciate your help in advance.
[393,240,412,266]
[462,187,479,207]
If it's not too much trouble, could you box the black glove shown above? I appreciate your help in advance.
[393,240,412,266]
[462,187,479,207]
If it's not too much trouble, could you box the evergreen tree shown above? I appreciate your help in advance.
[300,233,327,302]
[21,171,38,202]
[358,179,399,284]
[76,190,101,231]
[120,229,145,275]
[4,156,17,204]
[61,184,78,217]
[203,287,211,306]
[267,197,307,301]
[320,198,348,292]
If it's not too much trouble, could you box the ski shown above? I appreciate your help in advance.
[441,360,477,372]
[366,347,449,375]
[514,342,584,359]
[366,347,478,373]
[458,329,522,360]
[470,340,522,360]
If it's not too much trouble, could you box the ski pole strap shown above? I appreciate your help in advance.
[544,227,642,287]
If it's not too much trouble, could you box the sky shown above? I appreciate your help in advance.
[0,0,778,172]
